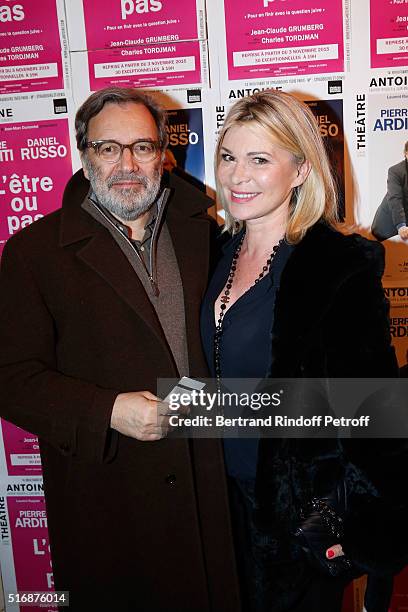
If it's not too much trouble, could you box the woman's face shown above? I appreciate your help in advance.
[217,123,303,225]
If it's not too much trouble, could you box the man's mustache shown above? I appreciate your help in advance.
[107,173,149,188]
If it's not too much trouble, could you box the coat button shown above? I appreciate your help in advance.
[165,474,177,486]
[59,443,70,454]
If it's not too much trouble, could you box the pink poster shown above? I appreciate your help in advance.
[1,421,41,477]
[87,40,204,90]
[82,0,202,50]
[224,0,344,80]
[0,119,72,257]
[370,0,408,69]
[0,0,63,95]
[7,496,56,612]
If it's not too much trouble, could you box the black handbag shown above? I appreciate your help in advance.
[294,480,355,577]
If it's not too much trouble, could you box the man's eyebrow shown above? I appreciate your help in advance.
[134,138,156,142]
[90,137,157,143]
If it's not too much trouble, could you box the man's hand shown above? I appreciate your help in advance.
[111,391,171,441]
[398,226,408,241]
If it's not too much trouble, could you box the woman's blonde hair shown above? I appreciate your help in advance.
[215,90,338,243]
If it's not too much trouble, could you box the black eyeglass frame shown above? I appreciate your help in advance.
[85,139,162,163]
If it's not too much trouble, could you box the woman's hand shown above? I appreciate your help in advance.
[326,544,344,559]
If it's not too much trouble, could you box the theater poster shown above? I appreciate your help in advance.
[71,39,208,99]
[0,0,65,95]
[305,99,345,219]
[0,422,41,478]
[4,495,56,612]
[166,107,205,187]
[367,94,408,282]
[370,0,408,69]
[66,0,206,51]
[0,118,72,257]
[82,0,205,50]
[223,0,344,81]
[384,284,408,366]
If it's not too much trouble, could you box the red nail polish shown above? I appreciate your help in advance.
[327,550,335,559]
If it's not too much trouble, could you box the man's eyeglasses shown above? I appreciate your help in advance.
[86,140,161,164]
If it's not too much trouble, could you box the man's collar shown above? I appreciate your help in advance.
[87,190,158,240]
[60,169,213,247]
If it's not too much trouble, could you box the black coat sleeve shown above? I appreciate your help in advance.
[0,237,119,463]
[322,240,408,575]
[321,239,397,377]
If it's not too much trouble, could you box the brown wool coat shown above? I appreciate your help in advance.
[0,170,240,612]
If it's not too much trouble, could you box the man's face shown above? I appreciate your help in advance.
[82,102,163,222]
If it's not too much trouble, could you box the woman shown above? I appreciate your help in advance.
[200,91,407,612]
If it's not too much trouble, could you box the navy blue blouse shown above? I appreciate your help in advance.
[200,231,293,479]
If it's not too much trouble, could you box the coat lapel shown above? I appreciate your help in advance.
[59,170,173,356]
[76,231,170,346]
[165,173,213,375]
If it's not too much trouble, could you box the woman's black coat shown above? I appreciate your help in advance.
[254,222,407,602]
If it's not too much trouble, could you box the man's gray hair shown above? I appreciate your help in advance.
[75,87,168,152]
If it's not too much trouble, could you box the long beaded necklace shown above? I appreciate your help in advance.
[214,232,283,382]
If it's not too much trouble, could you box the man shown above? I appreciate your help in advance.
[0,88,240,611]
[372,141,408,241]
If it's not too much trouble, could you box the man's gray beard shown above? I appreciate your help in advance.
[84,157,162,222]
